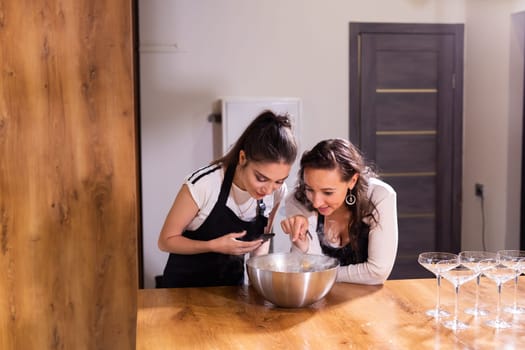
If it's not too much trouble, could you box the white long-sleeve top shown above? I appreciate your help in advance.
[285,178,398,285]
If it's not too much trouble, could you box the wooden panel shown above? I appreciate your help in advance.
[390,217,436,279]
[376,135,436,173]
[389,257,434,279]
[377,51,438,88]
[397,217,435,252]
[0,1,138,349]
[375,93,437,131]
[385,176,436,213]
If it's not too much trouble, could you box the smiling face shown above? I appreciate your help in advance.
[234,151,291,199]
[303,167,359,216]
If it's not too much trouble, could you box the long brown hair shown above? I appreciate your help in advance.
[294,138,379,252]
[212,110,297,167]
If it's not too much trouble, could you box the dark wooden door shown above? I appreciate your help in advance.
[349,23,464,278]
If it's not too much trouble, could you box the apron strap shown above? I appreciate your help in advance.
[217,164,235,205]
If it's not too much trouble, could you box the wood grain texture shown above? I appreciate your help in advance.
[0,1,138,349]
[138,278,525,349]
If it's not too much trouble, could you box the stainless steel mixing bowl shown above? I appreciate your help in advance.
[246,252,340,308]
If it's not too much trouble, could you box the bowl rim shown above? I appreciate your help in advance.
[246,252,340,273]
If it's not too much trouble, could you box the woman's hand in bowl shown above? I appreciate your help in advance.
[280,215,310,252]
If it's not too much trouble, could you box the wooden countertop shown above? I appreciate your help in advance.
[137,277,525,349]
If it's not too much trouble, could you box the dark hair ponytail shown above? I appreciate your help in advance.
[213,110,298,167]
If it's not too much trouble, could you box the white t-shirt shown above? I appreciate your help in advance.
[184,164,286,231]
[285,177,398,285]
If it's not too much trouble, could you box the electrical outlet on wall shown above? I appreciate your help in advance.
[475,183,484,197]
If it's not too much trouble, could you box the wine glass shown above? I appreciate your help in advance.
[458,251,497,316]
[480,258,517,329]
[418,252,459,318]
[439,260,478,330]
[497,250,525,314]
[518,257,525,274]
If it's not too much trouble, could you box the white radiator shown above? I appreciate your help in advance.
[221,97,301,154]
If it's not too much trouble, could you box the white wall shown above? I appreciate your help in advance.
[462,0,525,251]
[139,0,523,288]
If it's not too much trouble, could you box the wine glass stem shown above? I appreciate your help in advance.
[436,274,442,313]
[496,283,502,323]
[512,274,518,309]
[454,285,459,323]
[474,275,480,310]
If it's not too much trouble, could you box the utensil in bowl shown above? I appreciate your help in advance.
[246,252,339,308]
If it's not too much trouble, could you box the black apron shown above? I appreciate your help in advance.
[160,165,268,288]
[316,214,369,266]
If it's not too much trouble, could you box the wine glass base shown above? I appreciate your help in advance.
[503,305,525,314]
[485,319,512,329]
[464,307,489,316]
[442,319,469,331]
[426,308,450,318]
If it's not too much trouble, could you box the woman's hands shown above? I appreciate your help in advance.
[210,231,263,256]
[158,185,264,256]
[280,215,310,252]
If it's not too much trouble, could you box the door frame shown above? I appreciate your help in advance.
[349,22,464,253]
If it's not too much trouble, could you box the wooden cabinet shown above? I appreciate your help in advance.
[0,1,139,349]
